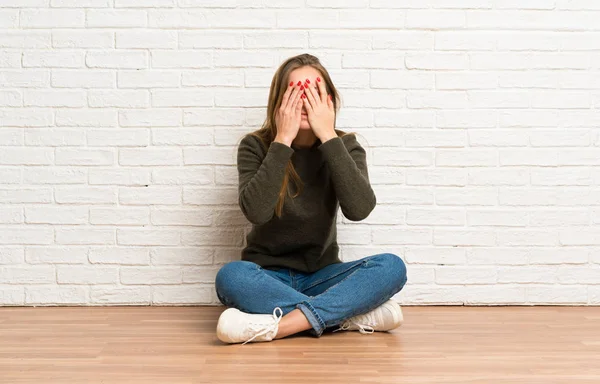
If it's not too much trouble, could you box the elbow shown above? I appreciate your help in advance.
[344,193,376,222]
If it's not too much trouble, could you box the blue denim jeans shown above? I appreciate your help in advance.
[215,253,408,337]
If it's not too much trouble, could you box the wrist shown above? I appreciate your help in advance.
[319,132,337,143]
[274,135,293,147]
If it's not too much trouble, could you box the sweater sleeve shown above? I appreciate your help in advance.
[237,135,294,225]
[318,134,377,221]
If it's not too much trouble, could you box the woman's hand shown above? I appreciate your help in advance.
[274,81,303,147]
[302,77,336,143]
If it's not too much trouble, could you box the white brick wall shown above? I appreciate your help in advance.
[1,1,599,307]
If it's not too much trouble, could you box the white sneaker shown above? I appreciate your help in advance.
[217,307,283,345]
[335,299,404,334]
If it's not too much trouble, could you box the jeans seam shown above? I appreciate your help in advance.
[302,260,367,293]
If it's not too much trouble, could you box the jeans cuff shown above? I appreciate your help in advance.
[296,301,326,337]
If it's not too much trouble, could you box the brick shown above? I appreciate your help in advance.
[55,109,117,127]
[180,229,244,246]
[53,70,115,88]
[119,187,181,205]
[434,229,496,246]
[152,128,213,146]
[407,208,465,226]
[90,207,149,225]
[21,9,84,28]
[23,51,84,68]
[309,32,370,50]
[25,206,88,225]
[436,187,498,206]
[372,228,432,245]
[0,286,24,305]
[436,266,497,284]
[467,209,528,227]
[0,148,53,165]
[86,50,147,69]
[179,31,242,49]
[119,108,181,127]
[56,228,114,245]
[26,286,87,305]
[183,187,238,205]
[0,32,50,49]
[184,147,236,165]
[152,167,213,185]
[89,168,150,186]
[87,10,147,27]
[55,148,114,166]
[26,247,88,264]
[151,247,213,265]
[24,90,86,107]
[0,247,24,264]
[57,266,118,284]
[0,108,52,126]
[464,285,526,305]
[406,10,466,29]
[0,265,55,284]
[91,286,151,305]
[55,187,116,204]
[406,169,467,186]
[151,50,211,68]
[119,148,181,166]
[117,229,180,246]
[152,285,213,304]
[152,89,212,107]
[88,128,149,147]
[526,285,587,304]
[0,188,52,204]
[405,247,466,265]
[151,208,212,226]
[52,31,113,48]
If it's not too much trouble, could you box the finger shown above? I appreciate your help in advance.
[316,75,327,103]
[288,83,303,112]
[327,93,334,110]
[302,96,313,114]
[294,92,303,118]
[282,81,302,110]
[303,79,319,109]
[280,80,296,110]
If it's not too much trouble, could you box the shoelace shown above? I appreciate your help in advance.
[333,314,378,335]
[334,320,377,334]
[242,307,283,345]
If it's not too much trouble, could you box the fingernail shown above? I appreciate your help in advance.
[317,77,321,82]
[306,79,310,84]
[302,94,306,99]
[300,85,304,90]
[297,81,302,86]
[289,81,293,86]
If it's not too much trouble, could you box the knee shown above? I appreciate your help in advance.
[215,260,259,295]
[374,253,407,290]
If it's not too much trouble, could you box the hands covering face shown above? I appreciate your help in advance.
[300,77,336,142]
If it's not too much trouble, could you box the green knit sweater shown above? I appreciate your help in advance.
[236,133,376,273]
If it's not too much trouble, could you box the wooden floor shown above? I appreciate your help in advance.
[1,306,599,384]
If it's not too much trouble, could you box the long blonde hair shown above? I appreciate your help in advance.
[246,53,351,218]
